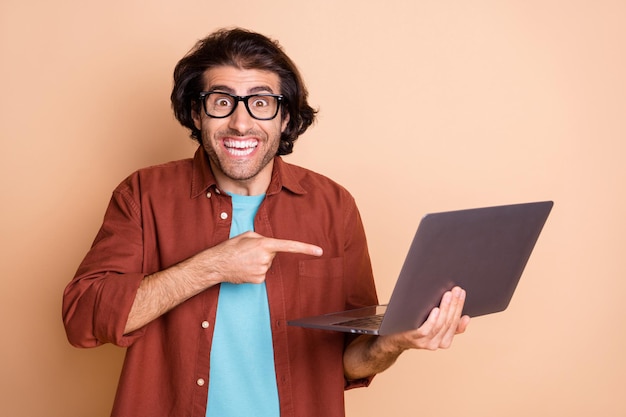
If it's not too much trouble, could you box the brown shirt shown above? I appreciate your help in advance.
[63,147,378,417]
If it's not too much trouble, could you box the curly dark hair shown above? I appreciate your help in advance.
[171,28,317,156]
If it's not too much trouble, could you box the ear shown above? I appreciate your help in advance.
[281,112,290,132]
[191,102,203,130]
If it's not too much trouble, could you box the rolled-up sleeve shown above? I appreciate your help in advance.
[62,179,146,348]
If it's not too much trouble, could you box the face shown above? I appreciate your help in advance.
[192,66,289,195]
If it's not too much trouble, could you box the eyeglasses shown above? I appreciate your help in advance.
[198,91,284,120]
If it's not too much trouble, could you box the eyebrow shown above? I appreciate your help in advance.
[207,85,276,95]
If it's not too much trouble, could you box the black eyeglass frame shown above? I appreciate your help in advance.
[198,91,284,121]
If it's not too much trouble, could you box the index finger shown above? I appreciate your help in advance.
[265,237,323,257]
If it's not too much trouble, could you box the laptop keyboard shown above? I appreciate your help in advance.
[334,314,384,329]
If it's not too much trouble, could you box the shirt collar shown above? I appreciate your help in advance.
[190,146,307,198]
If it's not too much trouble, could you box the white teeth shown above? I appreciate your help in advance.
[224,139,257,148]
[223,139,257,156]
[229,148,254,156]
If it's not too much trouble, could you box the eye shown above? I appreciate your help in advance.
[251,97,270,108]
[214,96,233,107]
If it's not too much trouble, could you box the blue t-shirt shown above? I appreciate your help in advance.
[206,193,279,417]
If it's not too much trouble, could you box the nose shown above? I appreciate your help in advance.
[227,101,255,134]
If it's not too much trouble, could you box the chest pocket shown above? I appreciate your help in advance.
[298,257,345,315]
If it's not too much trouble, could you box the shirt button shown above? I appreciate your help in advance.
[206,191,211,199]
[196,378,205,386]
[220,212,228,220]
[201,321,210,329]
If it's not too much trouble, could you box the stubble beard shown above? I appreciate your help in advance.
[202,128,281,182]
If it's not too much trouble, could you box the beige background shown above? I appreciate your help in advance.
[1,1,625,416]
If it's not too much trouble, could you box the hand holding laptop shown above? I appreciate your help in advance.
[384,286,470,351]
[343,286,470,380]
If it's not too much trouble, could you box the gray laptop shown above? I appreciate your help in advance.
[288,201,553,335]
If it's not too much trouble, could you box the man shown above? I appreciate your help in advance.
[63,28,470,417]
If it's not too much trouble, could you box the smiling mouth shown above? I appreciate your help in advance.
[223,139,258,156]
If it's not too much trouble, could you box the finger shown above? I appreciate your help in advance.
[456,315,471,334]
[439,287,467,347]
[447,287,466,321]
[419,289,458,347]
[414,305,441,341]
[439,287,464,320]
[265,238,323,257]
[431,290,454,338]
